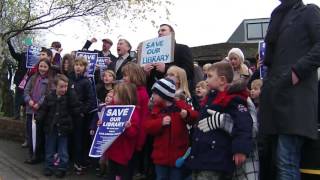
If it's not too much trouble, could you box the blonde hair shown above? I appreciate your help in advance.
[196,81,208,90]
[167,66,191,98]
[114,83,137,105]
[251,79,263,89]
[104,69,116,80]
[203,63,212,71]
[121,62,146,86]
[74,56,88,68]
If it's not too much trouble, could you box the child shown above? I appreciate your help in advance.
[122,62,150,178]
[36,74,80,178]
[69,56,96,174]
[23,58,52,164]
[96,70,115,104]
[250,79,263,108]
[187,62,253,180]
[101,83,140,180]
[60,53,74,77]
[144,78,198,180]
[193,81,209,111]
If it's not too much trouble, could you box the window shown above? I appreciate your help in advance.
[247,23,263,40]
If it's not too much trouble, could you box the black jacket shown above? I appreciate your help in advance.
[36,89,81,135]
[260,3,320,139]
[7,40,27,85]
[108,55,133,80]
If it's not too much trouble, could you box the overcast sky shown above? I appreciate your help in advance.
[45,0,320,55]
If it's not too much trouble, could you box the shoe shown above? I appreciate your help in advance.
[55,170,66,178]
[21,141,28,148]
[24,158,40,165]
[43,168,53,176]
[74,163,83,175]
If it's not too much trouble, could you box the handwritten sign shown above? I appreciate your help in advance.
[259,41,267,79]
[26,46,41,68]
[76,52,98,77]
[89,105,135,157]
[139,34,175,65]
[96,57,110,67]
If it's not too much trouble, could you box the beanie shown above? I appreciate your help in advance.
[152,78,176,102]
[228,48,245,63]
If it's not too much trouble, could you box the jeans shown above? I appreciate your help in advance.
[45,129,69,171]
[155,165,182,180]
[14,87,24,118]
[277,134,304,180]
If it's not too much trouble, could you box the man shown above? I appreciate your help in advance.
[259,0,320,179]
[108,39,133,80]
[143,24,194,94]
[82,37,116,62]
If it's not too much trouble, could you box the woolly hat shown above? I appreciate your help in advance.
[228,48,245,63]
[152,78,176,102]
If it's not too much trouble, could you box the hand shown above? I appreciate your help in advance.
[90,130,95,136]
[180,109,188,119]
[106,59,112,65]
[162,116,171,126]
[233,153,246,166]
[143,64,154,73]
[292,71,299,85]
[33,103,39,110]
[58,48,63,53]
[125,121,131,129]
[97,119,103,126]
[29,100,34,107]
[154,63,166,73]
[90,37,97,43]
[197,109,224,132]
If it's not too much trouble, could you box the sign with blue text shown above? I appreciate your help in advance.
[139,34,175,65]
[259,41,267,79]
[89,105,135,158]
[96,57,110,67]
[26,46,41,68]
[76,52,98,77]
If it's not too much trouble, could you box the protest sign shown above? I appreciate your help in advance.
[138,34,175,65]
[89,105,135,158]
[96,57,110,67]
[26,45,41,68]
[76,52,98,77]
[259,41,268,79]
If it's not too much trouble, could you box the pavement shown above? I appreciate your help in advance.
[0,139,101,180]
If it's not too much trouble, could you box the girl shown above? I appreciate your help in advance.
[60,53,74,77]
[96,70,116,104]
[100,83,140,180]
[24,58,52,164]
[192,81,209,111]
[122,62,149,178]
[144,78,198,180]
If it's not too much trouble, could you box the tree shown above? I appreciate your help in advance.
[0,0,172,116]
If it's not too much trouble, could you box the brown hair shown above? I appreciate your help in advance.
[103,69,116,80]
[30,59,53,95]
[251,79,263,89]
[121,62,146,86]
[74,56,88,68]
[54,74,69,85]
[51,41,61,49]
[209,61,234,83]
[160,24,175,33]
[114,83,137,105]
[61,53,74,74]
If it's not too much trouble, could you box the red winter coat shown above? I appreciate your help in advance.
[144,100,198,166]
[106,109,139,165]
[135,86,149,151]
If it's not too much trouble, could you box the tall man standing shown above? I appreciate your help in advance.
[259,0,320,179]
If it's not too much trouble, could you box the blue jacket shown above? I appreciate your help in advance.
[186,90,253,173]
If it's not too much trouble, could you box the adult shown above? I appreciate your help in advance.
[82,37,117,61]
[7,38,27,120]
[108,39,133,80]
[259,0,320,179]
[144,24,194,94]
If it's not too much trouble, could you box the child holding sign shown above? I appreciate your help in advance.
[144,78,198,180]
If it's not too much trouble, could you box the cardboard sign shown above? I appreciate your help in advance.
[258,41,267,79]
[89,105,135,158]
[138,34,175,65]
[76,52,98,77]
[26,46,41,68]
[96,57,111,67]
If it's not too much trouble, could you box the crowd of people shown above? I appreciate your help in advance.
[5,0,320,180]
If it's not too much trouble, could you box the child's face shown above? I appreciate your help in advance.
[195,85,208,98]
[56,80,68,96]
[38,61,49,75]
[74,63,85,75]
[103,72,114,84]
[166,71,179,88]
[152,93,164,105]
[122,73,130,83]
[229,54,241,70]
[105,91,114,104]
[206,70,224,90]
[39,52,49,60]
[250,86,261,100]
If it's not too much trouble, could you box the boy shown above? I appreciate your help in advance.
[36,74,80,178]
[69,56,96,174]
[187,62,253,180]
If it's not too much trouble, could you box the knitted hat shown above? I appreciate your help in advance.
[228,48,245,63]
[152,78,176,102]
